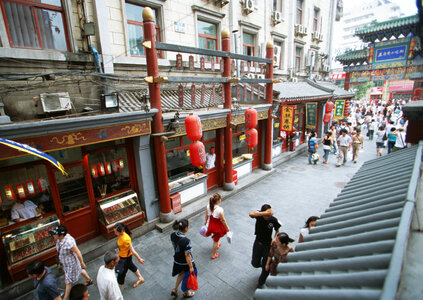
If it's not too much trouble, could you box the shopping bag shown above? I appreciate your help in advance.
[199,225,207,237]
[187,272,198,291]
[226,231,233,244]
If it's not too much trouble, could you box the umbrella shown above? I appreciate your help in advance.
[0,138,67,175]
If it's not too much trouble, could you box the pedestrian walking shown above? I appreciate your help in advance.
[113,222,145,289]
[97,251,124,300]
[171,219,197,298]
[205,193,230,259]
[329,124,338,154]
[321,131,332,164]
[298,216,319,243]
[387,127,397,154]
[263,233,294,282]
[69,284,89,300]
[49,226,93,300]
[368,119,376,140]
[307,132,318,165]
[26,260,62,300]
[249,204,281,288]
[351,129,364,163]
[392,127,407,152]
[336,129,352,167]
[375,125,386,156]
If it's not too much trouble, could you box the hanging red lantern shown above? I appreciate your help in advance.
[105,162,112,175]
[323,112,332,124]
[16,183,27,199]
[98,163,106,176]
[185,114,202,141]
[414,88,422,97]
[412,96,419,101]
[325,101,334,113]
[4,185,16,201]
[245,128,258,148]
[245,108,258,128]
[91,165,98,178]
[26,180,36,195]
[189,141,206,166]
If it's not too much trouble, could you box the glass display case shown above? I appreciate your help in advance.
[1,215,59,265]
[96,190,142,226]
[168,172,207,195]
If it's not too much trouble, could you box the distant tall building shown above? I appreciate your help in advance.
[332,0,404,69]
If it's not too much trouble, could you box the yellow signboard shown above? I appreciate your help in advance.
[280,105,295,132]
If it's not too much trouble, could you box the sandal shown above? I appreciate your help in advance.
[133,278,145,288]
[171,289,178,297]
[211,253,220,260]
[84,279,93,286]
[183,291,195,298]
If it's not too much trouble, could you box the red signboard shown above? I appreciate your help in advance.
[191,84,196,106]
[171,193,182,214]
[200,57,205,72]
[211,57,215,71]
[189,55,194,71]
[178,85,184,107]
[176,54,183,70]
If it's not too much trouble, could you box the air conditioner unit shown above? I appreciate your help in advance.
[294,24,302,34]
[256,74,265,79]
[323,65,330,72]
[303,26,308,35]
[243,0,254,14]
[40,92,71,113]
[312,31,319,40]
[318,34,323,41]
[247,73,255,79]
[215,0,229,7]
[314,74,322,81]
[273,45,281,66]
[272,11,282,25]
[290,77,298,82]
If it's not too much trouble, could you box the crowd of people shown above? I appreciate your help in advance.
[307,99,408,166]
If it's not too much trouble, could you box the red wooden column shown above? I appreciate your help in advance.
[263,41,274,170]
[142,7,172,222]
[344,72,351,91]
[222,29,234,191]
[215,128,224,187]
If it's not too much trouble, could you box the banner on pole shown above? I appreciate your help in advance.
[305,102,317,129]
[334,100,346,120]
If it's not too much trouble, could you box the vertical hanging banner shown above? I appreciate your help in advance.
[280,105,296,132]
[231,60,236,74]
[201,84,205,104]
[200,57,205,72]
[189,55,194,71]
[178,85,184,107]
[176,54,183,70]
[250,84,255,101]
[240,61,244,74]
[211,57,215,71]
[247,61,251,73]
[334,100,346,120]
[191,84,196,106]
[243,85,247,102]
[305,102,318,129]
[236,84,240,101]
[212,84,216,104]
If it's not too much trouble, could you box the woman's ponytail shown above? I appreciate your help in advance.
[209,193,221,212]
[114,222,132,236]
[172,219,189,231]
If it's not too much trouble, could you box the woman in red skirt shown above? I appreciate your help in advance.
[204,193,230,259]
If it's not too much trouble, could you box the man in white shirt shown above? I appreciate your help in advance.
[392,128,406,152]
[11,199,41,222]
[336,129,352,167]
[205,147,216,170]
[97,251,124,300]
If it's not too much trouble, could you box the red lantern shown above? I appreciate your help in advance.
[112,160,119,172]
[91,166,98,178]
[189,141,206,166]
[325,101,334,113]
[245,108,258,128]
[37,178,48,192]
[16,183,27,199]
[26,180,36,195]
[185,114,202,141]
[245,128,258,148]
[323,112,332,124]
[105,162,112,175]
[4,185,15,201]
[413,96,419,101]
[414,88,422,97]
[98,163,106,176]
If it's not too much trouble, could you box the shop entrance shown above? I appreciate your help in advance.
[53,162,98,243]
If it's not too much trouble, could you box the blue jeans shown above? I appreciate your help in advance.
[332,141,338,154]
[387,141,395,153]
[181,268,198,292]
[323,149,330,162]
[308,151,316,164]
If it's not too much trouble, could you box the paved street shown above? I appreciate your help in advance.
[24,138,379,300]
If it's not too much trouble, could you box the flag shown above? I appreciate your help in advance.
[0,138,67,175]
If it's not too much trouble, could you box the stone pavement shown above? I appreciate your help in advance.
[19,138,379,300]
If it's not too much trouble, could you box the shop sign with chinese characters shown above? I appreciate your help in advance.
[334,100,345,120]
[280,105,295,132]
[305,103,317,129]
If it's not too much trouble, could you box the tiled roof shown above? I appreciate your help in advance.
[314,81,355,99]
[274,81,332,102]
[336,49,369,63]
[254,144,423,300]
[119,85,223,113]
[355,14,419,36]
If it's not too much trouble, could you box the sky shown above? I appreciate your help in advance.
[345,0,418,16]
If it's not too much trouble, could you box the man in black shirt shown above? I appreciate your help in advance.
[249,204,281,288]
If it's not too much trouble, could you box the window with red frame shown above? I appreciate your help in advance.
[313,9,319,32]
[243,32,255,56]
[126,1,161,57]
[296,0,303,24]
[1,0,69,51]
[198,19,217,61]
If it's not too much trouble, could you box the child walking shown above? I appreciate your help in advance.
[205,193,230,259]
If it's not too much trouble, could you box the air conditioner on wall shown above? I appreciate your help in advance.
[312,31,320,40]
[256,74,265,79]
[40,92,71,113]
[272,11,282,25]
[215,0,229,7]
[243,0,254,14]
[290,77,298,82]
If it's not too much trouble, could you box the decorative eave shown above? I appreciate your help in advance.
[239,20,262,31]
[336,48,369,65]
[355,14,419,43]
